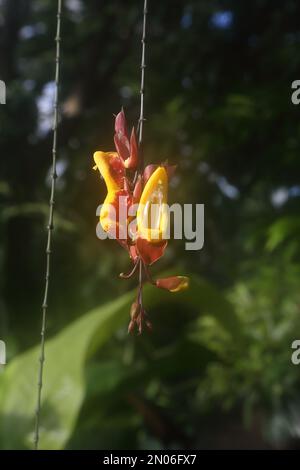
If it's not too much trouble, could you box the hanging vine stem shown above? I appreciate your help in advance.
[137,0,148,169]
[135,0,150,333]
[34,0,62,450]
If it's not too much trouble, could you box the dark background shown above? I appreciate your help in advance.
[1,0,300,450]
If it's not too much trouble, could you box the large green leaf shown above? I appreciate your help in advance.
[0,293,132,450]
[0,276,238,449]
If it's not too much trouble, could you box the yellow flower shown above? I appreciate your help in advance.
[137,166,169,243]
[93,151,125,234]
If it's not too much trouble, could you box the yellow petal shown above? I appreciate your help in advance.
[100,191,118,233]
[93,151,123,193]
[137,166,168,243]
[93,151,125,234]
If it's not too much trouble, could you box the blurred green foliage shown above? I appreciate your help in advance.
[1,0,300,449]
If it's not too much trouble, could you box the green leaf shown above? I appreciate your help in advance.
[0,293,132,450]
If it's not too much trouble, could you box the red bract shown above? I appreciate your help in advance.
[114,109,138,169]
[143,163,177,183]
[136,238,168,266]
[93,109,189,334]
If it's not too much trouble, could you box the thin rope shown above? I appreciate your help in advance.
[34,0,62,450]
[138,0,148,166]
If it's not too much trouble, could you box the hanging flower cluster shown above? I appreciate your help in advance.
[93,109,189,334]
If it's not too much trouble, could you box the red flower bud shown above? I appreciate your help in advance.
[114,110,138,170]
[133,175,143,202]
[124,127,138,169]
[128,320,135,334]
[156,276,189,292]
[115,108,128,136]
[130,301,140,320]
